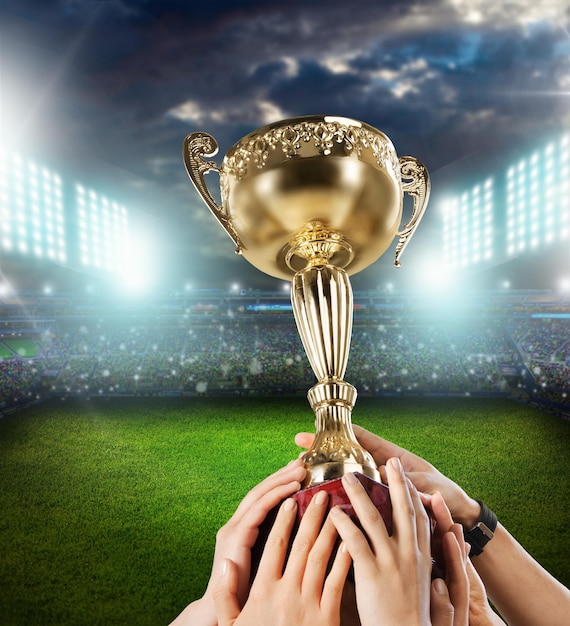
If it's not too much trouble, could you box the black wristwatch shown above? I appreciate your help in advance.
[463,500,497,557]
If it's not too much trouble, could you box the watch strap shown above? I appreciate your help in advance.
[464,500,497,557]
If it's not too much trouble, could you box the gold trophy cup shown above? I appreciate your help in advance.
[183,115,429,523]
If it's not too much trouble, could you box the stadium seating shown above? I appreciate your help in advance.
[0,289,568,416]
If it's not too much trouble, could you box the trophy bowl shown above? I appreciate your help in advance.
[184,115,428,280]
[183,115,430,519]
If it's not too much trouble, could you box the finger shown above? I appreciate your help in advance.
[408,477,431,558]
[449,523,467,560]
[212,559,240,626]
[256,497,298,581]
[294,432,315,449]
[302,516,341,598]
[285,489,329,579]
[234,478,303,534]
[430,492,454,535]
[442,531,469,626]
[321,540,353,616]
[338,472,390,550]
[329,504,376,570]
[430,578,454,626]
[386,457,418,548]
[232,459,306,522]
[379,464,388,485]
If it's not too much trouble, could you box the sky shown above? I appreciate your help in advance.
[1,0,570,294]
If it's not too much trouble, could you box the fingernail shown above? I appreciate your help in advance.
[221,558,229,577]
[283,497,296,511]
[340,541,348,554]
[389,457,402,472]
[314,490,328,506]
[343,472,358,485]
[433,577,447,595]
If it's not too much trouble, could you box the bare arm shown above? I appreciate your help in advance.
[470,521,570,626]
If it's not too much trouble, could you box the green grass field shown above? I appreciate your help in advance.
[0,396,568,626]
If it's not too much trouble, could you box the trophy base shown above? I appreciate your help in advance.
[251,473,391,582]
[292,472,392,534]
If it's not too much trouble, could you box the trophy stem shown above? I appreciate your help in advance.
[291,263,379,488]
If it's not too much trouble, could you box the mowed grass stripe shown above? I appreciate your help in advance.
[0,397,568,626]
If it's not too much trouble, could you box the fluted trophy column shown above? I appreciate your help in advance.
[292,263,379,487]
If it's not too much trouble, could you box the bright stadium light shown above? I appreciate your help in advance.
[116,230,155,294]
[559,277,570,293]
[442,178,494,271]
[412,258,457,294]
[76,182,130,275]
[0,149,67,263]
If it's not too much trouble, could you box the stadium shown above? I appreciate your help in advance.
[1,134,569,418]
[1,3,570,625]
[1,138,569,625]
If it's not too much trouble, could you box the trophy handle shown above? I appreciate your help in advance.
[394,156,431,267]
[182,132,243,253]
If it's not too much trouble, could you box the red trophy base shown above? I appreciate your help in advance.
[291,473,392,534]
[251,473,392,581]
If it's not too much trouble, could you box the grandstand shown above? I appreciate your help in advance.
[1,287,568,418]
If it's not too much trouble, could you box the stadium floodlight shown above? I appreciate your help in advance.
[0,149,67,263]
[503,134,570,260]
[442,178,494,271]
[75,182,129,274]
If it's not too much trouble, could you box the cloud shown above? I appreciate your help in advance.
[167,99,288,127]
[2,0,570,289]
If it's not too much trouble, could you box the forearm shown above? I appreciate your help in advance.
[472,523,570,626]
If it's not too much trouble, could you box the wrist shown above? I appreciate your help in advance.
[454,496,482,528]
[168,596,216,626]
[463,500,498,557]
[193,594,217,626]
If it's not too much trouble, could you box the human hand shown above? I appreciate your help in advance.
[169,459,306,626]
[328,458,432,626]
[213,490,352,626]
[426,492,469,626]
[295,427,481,527]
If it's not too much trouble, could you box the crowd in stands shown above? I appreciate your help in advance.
[0,294,568,414]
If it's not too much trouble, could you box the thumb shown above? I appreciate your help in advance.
[430,578,455,626]
[212,559,241,626]
[294,432,315,449]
